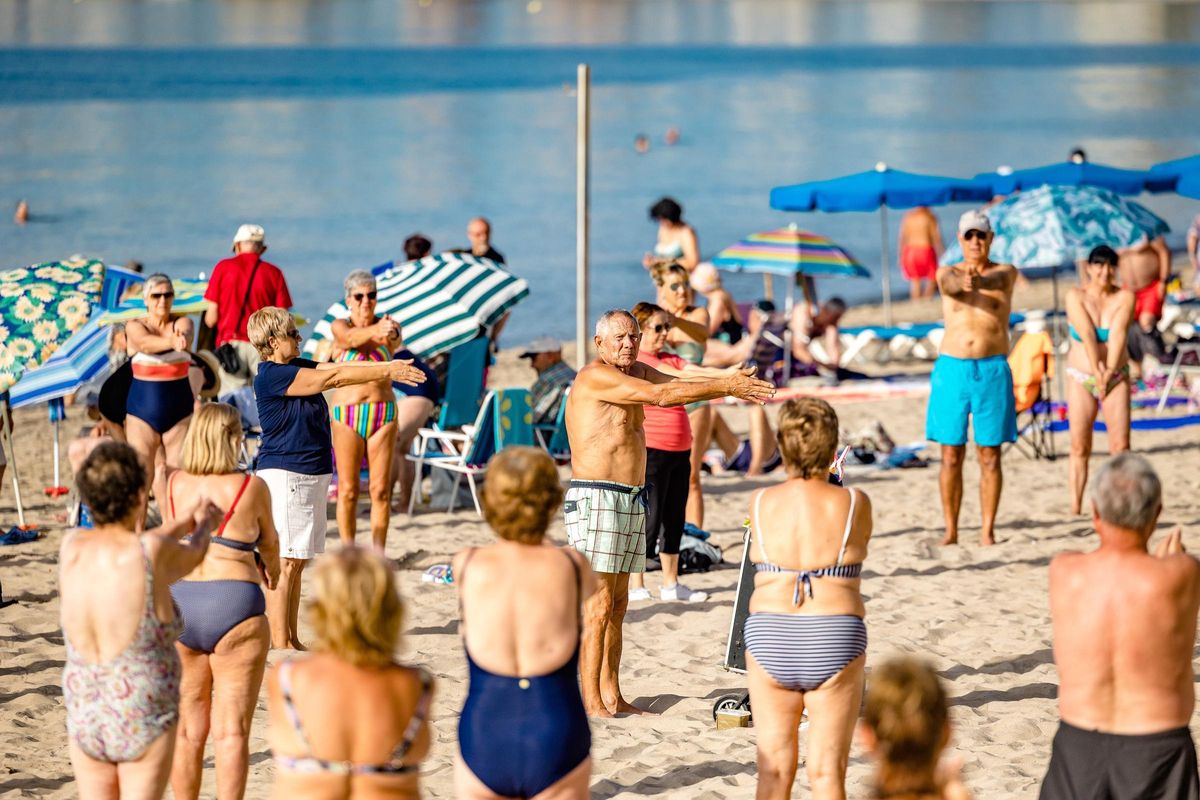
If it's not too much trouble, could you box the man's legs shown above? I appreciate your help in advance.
[580,571,618,717]
[600,572,649,715]
[977,445,1002,546]
[939,445,965,545]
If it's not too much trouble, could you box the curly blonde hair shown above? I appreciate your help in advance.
[650,262,688,288]
[307,548,403,668]
[777,397,839,479]
[481,447,563,545]
[182,403,242,475]
[863,656,949,797]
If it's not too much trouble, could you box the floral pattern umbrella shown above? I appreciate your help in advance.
[940,185,1169,269]
[0,259,103,393]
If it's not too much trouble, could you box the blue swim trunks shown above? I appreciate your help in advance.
[926,355,1017,447]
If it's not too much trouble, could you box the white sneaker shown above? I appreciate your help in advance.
[660,583,708,602]
[628,587,652,602]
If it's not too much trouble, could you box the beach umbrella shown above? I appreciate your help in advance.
[770,164,994,326]
[713,225,871,375]
[304,252,529,360]
[0,258,105,527]
[98,277,210,325]
[973,160,1177,197]
[1150,154,1200,179]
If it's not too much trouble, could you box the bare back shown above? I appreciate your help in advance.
[566,360,650,485]
[1050,549,1200,733]
[937,261,1016,359]
[748,480,872,617]
[168,471,272,584]
[900,208,939,249]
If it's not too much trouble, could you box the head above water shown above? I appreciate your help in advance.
[1091,452,1162,535]
[593,309,640,369]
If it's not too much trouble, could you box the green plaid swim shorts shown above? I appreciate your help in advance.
[563,480,647,574]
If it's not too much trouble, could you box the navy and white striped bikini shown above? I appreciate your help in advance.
[743,487,868,691]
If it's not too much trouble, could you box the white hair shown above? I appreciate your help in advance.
[142,273,172,298]
[1091,452,1161,531]
[343,269,376,296]
[595,309,638,338]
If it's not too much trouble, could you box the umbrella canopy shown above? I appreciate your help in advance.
[0,259,104,393]
[939,185,1170,269]
[974,161,1177,197]
[305,252,529,360]
[712,225,870,278]
[10,315,113,409]
[99,277,209,325]
[1150,154,1200,178]
[770,166,993,212]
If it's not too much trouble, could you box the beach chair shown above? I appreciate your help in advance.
[1008,331,1056,460]
[839,322,943,367]
[534,387,571,464]
[407,388,534,515]
[1155,342,1200,414]
[437,336,491,430]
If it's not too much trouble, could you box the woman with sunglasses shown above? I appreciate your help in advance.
[651,262,714,529]
[247,307,426,650]
[329,270,406,550]
[1065,245,1135,515]
[125,273,197,526]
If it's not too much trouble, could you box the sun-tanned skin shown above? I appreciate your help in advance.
[567,312,773,717]
[935,229,1017,546]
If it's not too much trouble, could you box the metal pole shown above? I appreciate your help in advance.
[575,64,590,368]
[879,207,894,327]
[0,398,26,528]
[1051,266,1064,411]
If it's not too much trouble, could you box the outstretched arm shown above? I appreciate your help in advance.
[285,359,426,396]
[582,363,774,408]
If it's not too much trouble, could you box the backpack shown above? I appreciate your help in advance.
[678,534,722,574]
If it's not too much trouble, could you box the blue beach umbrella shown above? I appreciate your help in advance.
[770,164,994,325]
[9,316,112,409]
[1150,154,1200,178]
[974,160,1177,197]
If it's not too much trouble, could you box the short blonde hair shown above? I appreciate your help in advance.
[307,548,403,668]
[650,262,688,288]
[863,656,949,794]
[247,306,293,359]
[182,403,242,475]
[481,447,563,545]
[777,397,839,479]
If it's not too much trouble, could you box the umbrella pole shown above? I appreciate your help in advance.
[0,397,26,528]
[784,280,795,380]
[762,273,773,302]
[879,208,894,327]
[575,63,591,369]
[1051,266,1065,413]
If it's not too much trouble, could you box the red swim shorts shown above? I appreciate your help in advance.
[1130,280,1165,319]
[900,245,938,281]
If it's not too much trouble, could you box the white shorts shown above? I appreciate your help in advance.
[257,469,331,560]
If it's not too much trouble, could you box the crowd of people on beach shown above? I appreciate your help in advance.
[51,192,1200,800]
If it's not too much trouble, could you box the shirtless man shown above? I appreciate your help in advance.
[928,210,1018,546]
[1041,454,1200,799]
[1118,235,1171,368]
[565,309,774,716]
[899,206,944,300]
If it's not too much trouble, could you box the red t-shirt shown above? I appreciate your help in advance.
[637,351,693,452]
[205,252,294,345]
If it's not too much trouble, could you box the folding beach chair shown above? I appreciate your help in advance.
[436,336,491,430]
[1008,331,1056,460]
[407,388,534,515]
[534,387,571,464]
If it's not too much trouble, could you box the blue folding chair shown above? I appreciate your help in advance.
[437,336,490,430]
[534,386,571,464]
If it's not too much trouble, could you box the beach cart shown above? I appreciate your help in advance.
[713,525,756,720]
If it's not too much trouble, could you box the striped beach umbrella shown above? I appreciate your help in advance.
[305,252,529,360]
[98,277,210,325]
[712,225,871,278]
[9,316,112,409]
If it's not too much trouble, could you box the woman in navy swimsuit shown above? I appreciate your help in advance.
[454,446,596,800]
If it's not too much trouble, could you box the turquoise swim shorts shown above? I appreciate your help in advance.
[925,354,1017,447]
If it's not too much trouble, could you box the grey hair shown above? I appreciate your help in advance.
[1091,452,1161,531]
[595,309,638,338]
[142,273,172,297]
[343,269,376,296]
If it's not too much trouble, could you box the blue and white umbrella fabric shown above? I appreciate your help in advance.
[305,252,529,360]
[10,316,113,409]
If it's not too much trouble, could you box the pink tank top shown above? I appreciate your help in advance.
[637,351,693,452]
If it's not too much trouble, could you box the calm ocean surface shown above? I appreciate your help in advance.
[1,0,1199,342]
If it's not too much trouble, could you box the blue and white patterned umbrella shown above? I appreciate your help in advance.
[304,252,529,360]
[940,185,1170,270]
[9,316,113,409]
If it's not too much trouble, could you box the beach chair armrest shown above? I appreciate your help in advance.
[416,428,469,443]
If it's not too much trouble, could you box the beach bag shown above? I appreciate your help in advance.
[214,256,261,376]
[678,534,722,574]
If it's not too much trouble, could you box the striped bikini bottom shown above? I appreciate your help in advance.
[330,401,397,441]
[744,613,867,691]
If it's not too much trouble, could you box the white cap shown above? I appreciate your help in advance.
[519,337,561,358]
[231,224,266,251]
[958,209,992,235]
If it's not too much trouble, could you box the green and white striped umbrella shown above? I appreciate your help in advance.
[304,252,528,360]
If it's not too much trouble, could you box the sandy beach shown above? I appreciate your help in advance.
[4,280,1200,799]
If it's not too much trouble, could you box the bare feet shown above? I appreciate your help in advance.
[608,697,658,716]
[584,703,614,719]
[288,639,308,651]
[980,531,996,546]
[941,532,958,546]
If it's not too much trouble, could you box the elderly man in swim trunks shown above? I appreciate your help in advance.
[929,210,1018,546]
[1041,454,1200,800]
[899,206,944,300]
[1118,234,1172,369]
[565,309,774,717]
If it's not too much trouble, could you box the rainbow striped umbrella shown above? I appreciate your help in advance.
[712,225,870,278]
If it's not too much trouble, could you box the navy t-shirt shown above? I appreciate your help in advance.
[254,358,332,475]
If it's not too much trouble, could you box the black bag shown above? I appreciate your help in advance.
[213,256,262,375]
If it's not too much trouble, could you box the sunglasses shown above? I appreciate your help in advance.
[668,282,686,292]
[651,323,672,333]
[149,291,174,300]
[274,329,301,341]
[962,230,988,241]
[352,291,378,302]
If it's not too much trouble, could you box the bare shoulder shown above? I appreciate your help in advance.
[684,305,709,324]
[628,361,657,381]
[1049,550,1086,579]
[330,318,352,333]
